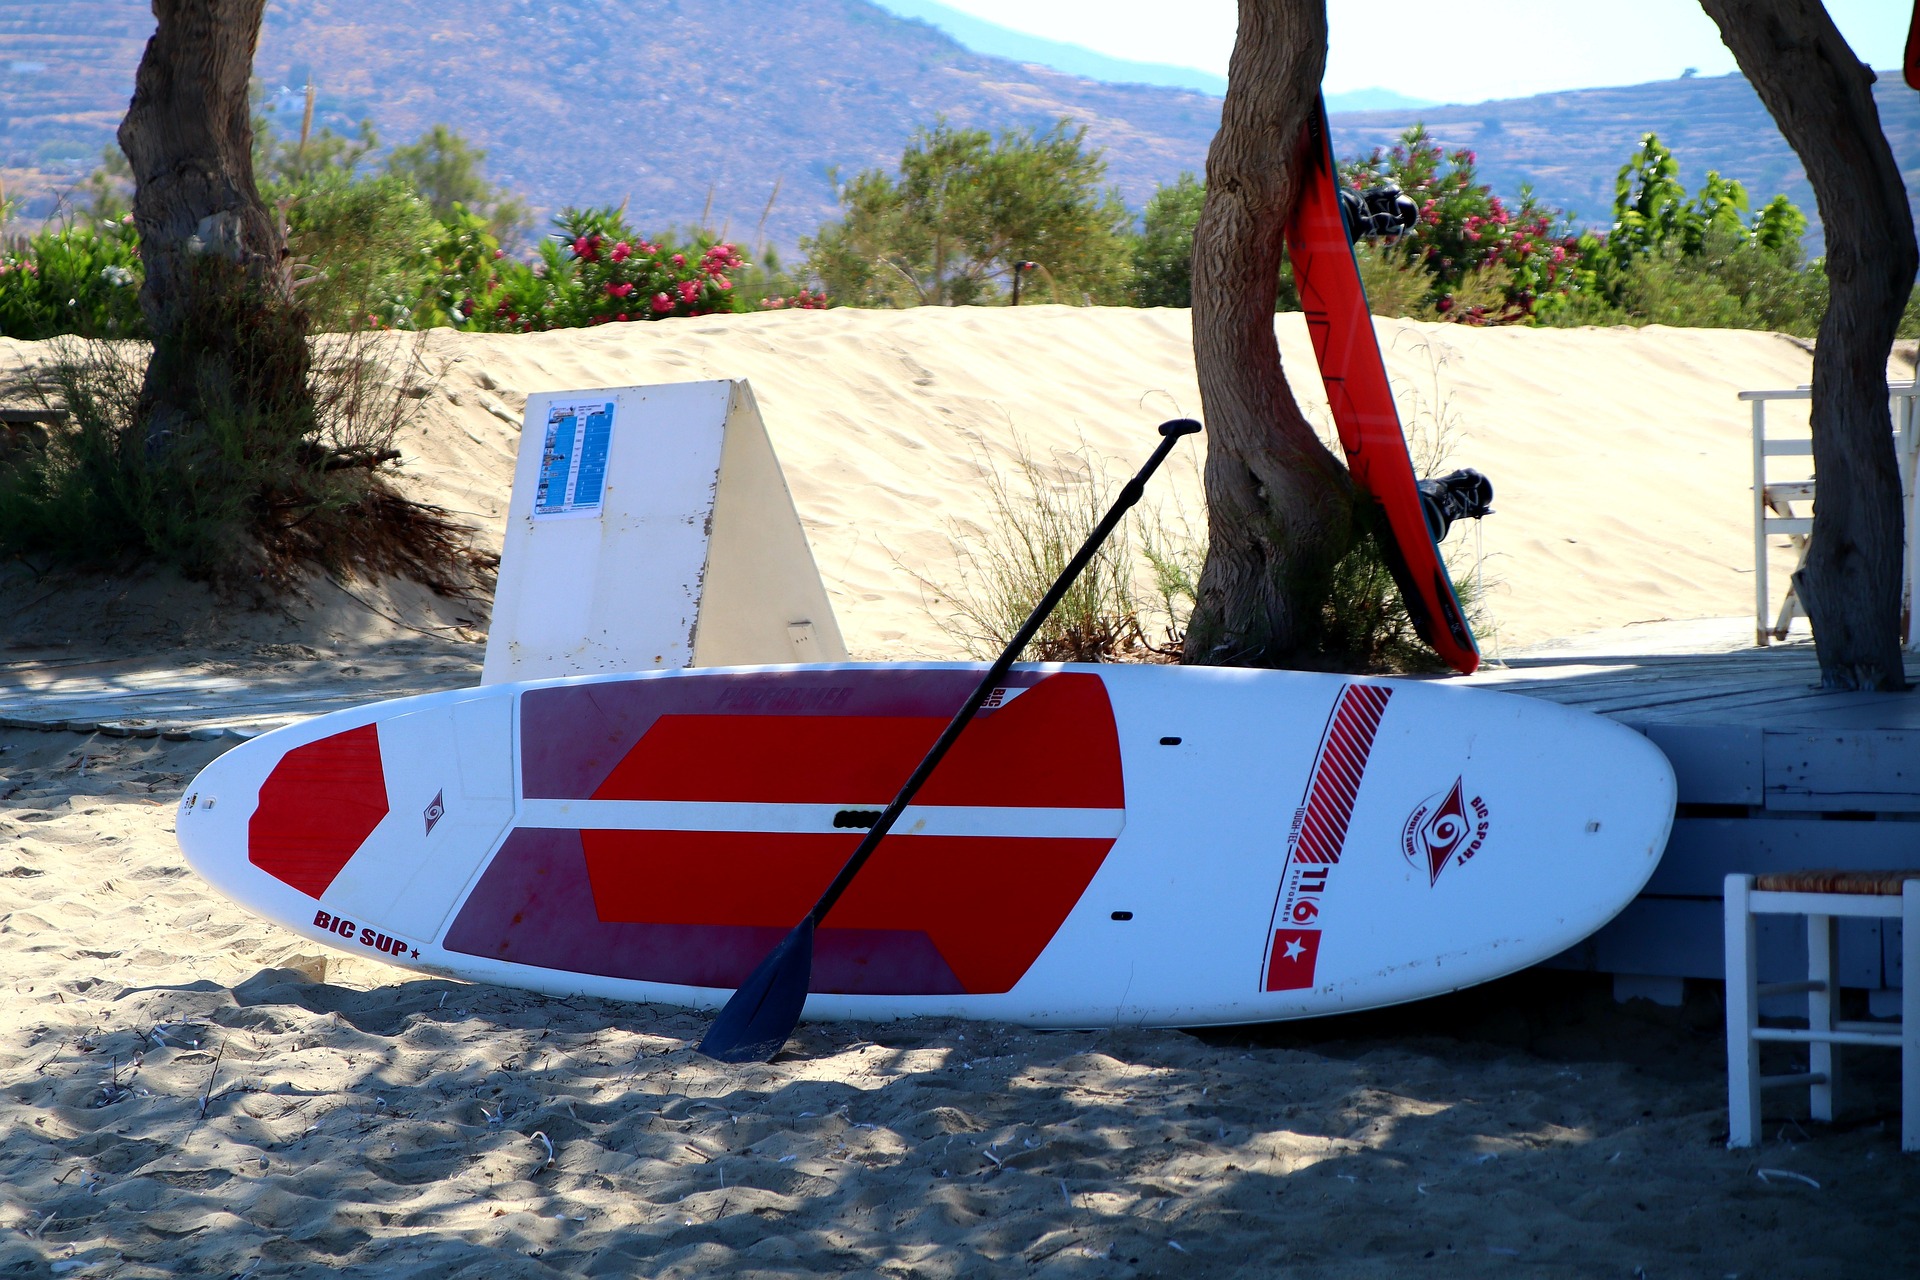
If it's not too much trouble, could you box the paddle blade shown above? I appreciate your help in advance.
[697,919,814,1063]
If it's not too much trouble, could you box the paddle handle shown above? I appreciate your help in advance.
[804,418,1202,928]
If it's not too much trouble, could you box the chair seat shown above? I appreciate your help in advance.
[1755,870,1920,895]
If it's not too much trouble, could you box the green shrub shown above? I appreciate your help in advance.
[0,322,490,594]
[806,118,1134,308]
[281,170,447,331]
[0,222,145,340]
[1129,173,1204,308]
[923,442,1151,662]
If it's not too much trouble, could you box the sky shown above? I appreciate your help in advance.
[886,0,1908,103]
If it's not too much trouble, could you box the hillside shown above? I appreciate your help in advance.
[0,0,1219,249]
[1328,71,1920,255]
[2,1,1913,254]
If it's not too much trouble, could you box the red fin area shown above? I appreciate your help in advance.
[248,724,388,898]
[580,830,1116,994]
[591,671,1124,810]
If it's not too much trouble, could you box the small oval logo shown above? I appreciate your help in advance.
[1401,778,1489,885]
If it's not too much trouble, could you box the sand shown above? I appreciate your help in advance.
[2,310,1918,1275]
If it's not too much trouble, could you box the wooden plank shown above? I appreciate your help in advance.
[1627,723,1762,805]
[1646,817,1920,894]
[1764,729,1920,811]
[1543,896,1885,986]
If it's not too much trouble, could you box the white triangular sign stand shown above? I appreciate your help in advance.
[481,379,846,683]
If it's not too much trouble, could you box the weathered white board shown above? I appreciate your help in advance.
[482,380,846,682]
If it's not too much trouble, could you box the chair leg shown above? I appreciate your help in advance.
[1902,883,1917,1153]
[1808,912,1838,1122]
[1726,876,1762,1149]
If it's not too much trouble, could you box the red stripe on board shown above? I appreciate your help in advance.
[579,829,1116,995]
[1260,685,1392,990]
[590,673,1123,811]
[248,724,389,899]
[1288,685,1392,868]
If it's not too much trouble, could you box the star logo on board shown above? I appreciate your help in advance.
[1265,929,1322,991]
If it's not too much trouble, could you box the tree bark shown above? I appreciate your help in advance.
[119,0,308,451]
[1183,0,1353,666]
[1699,0,1916,690]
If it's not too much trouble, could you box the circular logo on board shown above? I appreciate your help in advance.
[1401,778,1490,886]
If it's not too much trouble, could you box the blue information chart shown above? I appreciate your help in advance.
[534,400,615,519]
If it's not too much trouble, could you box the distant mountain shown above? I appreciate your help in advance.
[870,0,1227,96]
[0,0,1220,251]
[1325,88,1440,113]
[1328,71,1920,255]
[868,4,1436,113]
[1,2,1913,257]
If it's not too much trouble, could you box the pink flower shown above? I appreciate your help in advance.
[651,292,673,312]
[676,279,700,304]
[711,275,732,291]
[616,312,628,322]
[611,241,632,263]
[493,248,505,259]
[572,235,593,259]
[607,281,635,298]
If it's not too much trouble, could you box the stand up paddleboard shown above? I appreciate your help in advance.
[176,664,1673,1026]
[1288,95,1482,674]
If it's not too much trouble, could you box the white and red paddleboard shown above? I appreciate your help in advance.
[174,664,1674,1026]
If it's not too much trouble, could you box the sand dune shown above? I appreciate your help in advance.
[377,306,1843,658]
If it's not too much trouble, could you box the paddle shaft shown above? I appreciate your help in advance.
[802,419,1202,929]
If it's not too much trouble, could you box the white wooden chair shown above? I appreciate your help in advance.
[1743,388,1815,646]
[1744,382,1920,648]
[1724,871,1918,1152]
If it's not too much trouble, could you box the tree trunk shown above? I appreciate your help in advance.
[1699,0,1917,690]
[119,0,308,452]
[1183,0,1353,666]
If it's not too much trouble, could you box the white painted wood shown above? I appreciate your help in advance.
[176,663,1677,1029]
[482,380,845,683]
[1808,910,1837,1121]
[1726,874,1762,1149]
[1905,881,1918,1151]
[691,382,848,668]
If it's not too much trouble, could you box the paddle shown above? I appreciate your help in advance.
[697,417,1204,1063]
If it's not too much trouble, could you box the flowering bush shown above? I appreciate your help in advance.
[1341,127,1585,323]
[469,208,753,332]
[759,288,830,310]
[0,221,146,339]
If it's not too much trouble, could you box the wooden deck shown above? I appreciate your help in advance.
[1469,627,1917,1000]
[0,646,481,738]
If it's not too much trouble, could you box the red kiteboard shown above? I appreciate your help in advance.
[1286,96,1481,674]
[1908,1,1920,92]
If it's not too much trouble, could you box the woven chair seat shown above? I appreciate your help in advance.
[1754,870,1920,896]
